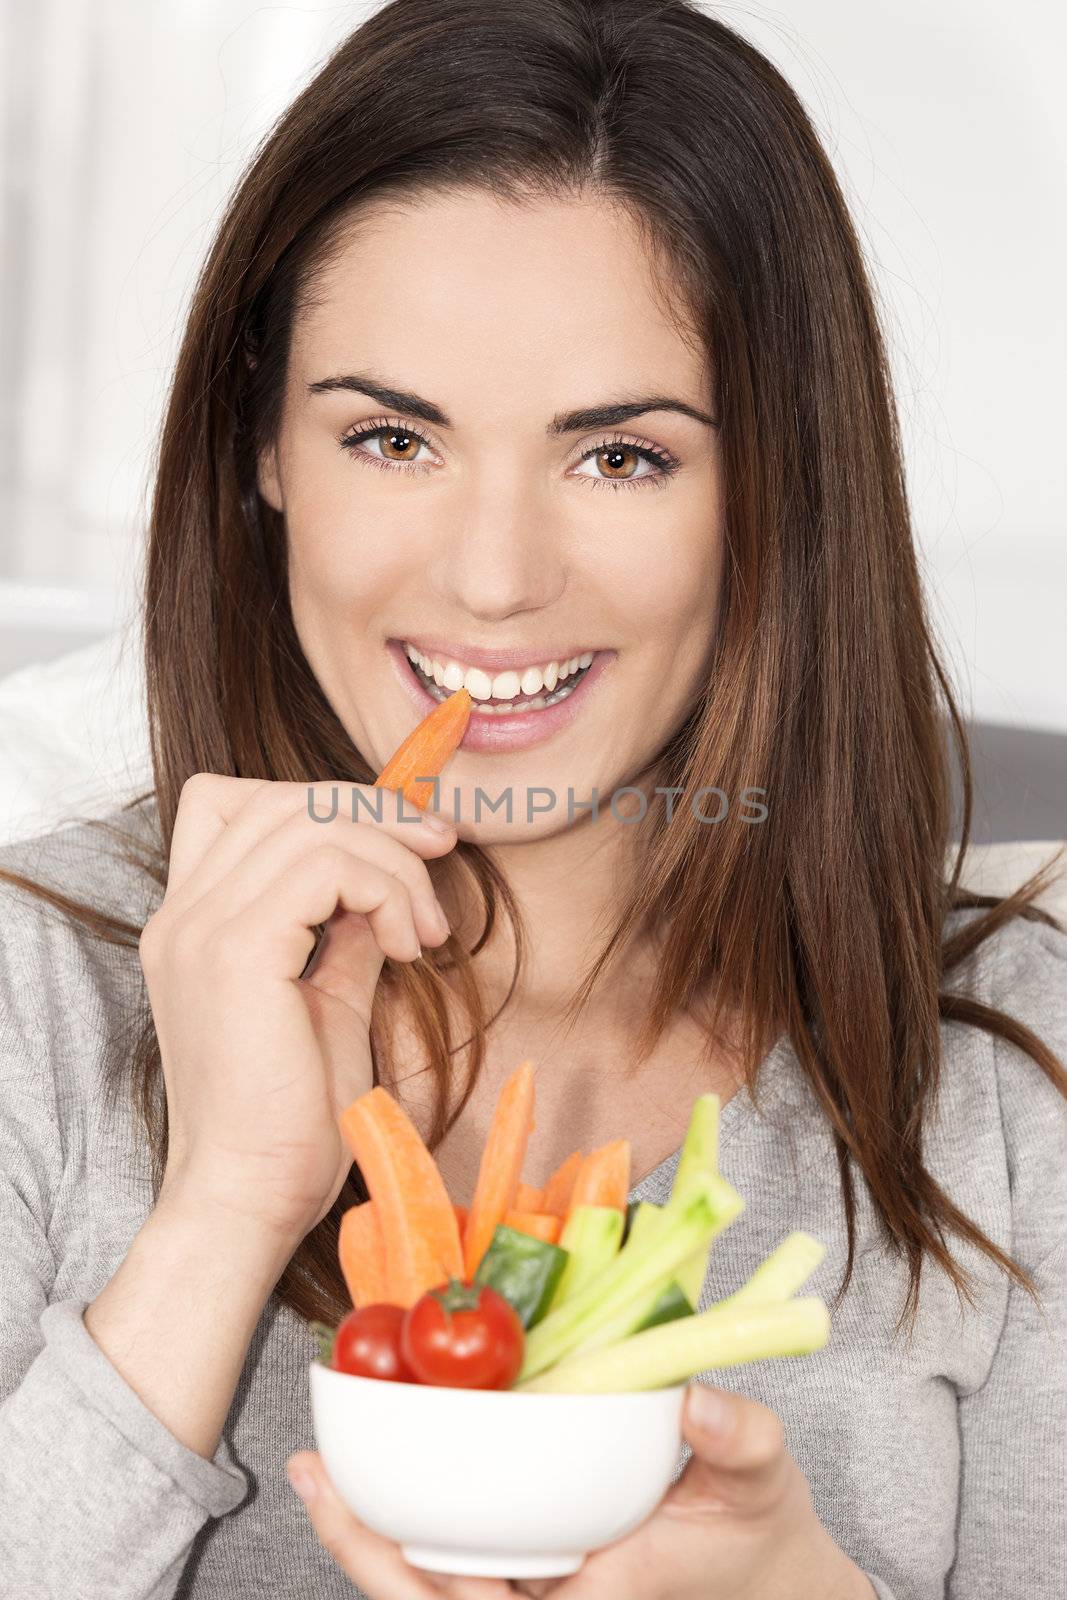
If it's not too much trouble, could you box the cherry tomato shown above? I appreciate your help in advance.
[331,1304,418,1382]
[400,1276,525,1389]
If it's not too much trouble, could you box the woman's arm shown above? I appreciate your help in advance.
[0,899,263,1600]
[83,1188,294,1461]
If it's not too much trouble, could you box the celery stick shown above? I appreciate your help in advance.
[513,1296,831,1393]
[716,1232,826,1308]
[564,1174,743,1358]
[517,1178,720,1382]
[650,1096,730,1307]
[624,1201,664,1251]
[543,1205,624,1312]
[669,1093,721,1207]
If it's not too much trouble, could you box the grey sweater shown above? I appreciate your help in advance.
[0,799,1064,1600]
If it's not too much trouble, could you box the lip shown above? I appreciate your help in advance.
[386,639,614,754]
[392,636,598,674]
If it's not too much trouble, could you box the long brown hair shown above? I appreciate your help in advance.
[3,0,1065,1341]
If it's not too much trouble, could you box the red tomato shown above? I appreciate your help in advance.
[400,1277,524,1389]
[331,1304,418,1382]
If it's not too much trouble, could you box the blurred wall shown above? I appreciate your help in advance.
[0,0,1064,729]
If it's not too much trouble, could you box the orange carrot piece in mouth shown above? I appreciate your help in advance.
[374,686,472,811]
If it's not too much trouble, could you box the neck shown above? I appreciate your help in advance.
[444,797,656,1020]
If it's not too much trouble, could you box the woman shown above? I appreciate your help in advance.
[0,1,1063,1596]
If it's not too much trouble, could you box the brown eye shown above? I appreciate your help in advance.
[379,429,419,461]
[593,444,641,480]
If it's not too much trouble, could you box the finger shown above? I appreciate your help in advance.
[165,775,454,905]
[682,1383,786,1470]
[164,774,273,898]
[286,1451,452,1597]
[215,847,427,982]
[167,802,452,949]
[673,1384,792,1515]
[287,1453,516,1599]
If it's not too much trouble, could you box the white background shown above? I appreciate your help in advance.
[0,0,1063,727]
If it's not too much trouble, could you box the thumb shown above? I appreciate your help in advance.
[303,909,388,1025]
[669,1384,792,1516]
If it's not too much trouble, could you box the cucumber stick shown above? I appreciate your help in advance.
[665,1093,727,1305]
[517,1177,721,1382]
[543,1205,625,1313]
[714,1231,825,1307]
[514,1295,831,1393]
[563,1172,743,1360]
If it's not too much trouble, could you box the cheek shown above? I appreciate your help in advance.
[284,461,417,611]
[607,517,724,643]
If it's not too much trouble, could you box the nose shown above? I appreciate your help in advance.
[422,468,567,625]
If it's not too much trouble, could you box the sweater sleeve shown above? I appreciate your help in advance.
[0,893,248,1598]
[947,916,1067,1598]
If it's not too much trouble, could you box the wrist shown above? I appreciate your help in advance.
[764,1519,876,1600]
[153,1180,301,1290]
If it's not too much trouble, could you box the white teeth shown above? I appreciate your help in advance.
[401,642,596,702]
[465,667,494,700]
[491,670,522,700]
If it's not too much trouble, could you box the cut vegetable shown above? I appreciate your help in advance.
[515,1182,545,1211]
[564,1173,743,1360]
[503,1209,561,1244]
[664,1094,723,1306]
[564,1139,631,1226]
[339,1087,464,1308]
[473,1225,569,1329]
[715,1232,825,1307]
[462,1060,537,1279]
[625,1095,726,1310]
[518,1177,721,1382]
[338,1202,391,1309]
[544,1205,625,1313]
[374,686,472,812]
[539,1150,584,1219]
[453,1203,469,1235]
[631,1280,693,1332]
[514,1296,831,1393]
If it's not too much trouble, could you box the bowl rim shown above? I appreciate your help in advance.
[310,1362,690,1401]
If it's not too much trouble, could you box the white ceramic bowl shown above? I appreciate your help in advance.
[310,1362,689,1578]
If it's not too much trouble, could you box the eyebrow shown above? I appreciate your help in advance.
[306,372,718,432]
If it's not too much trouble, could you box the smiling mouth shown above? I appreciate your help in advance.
[401,642,596,715]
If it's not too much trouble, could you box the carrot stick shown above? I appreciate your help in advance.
[515,1181,545,1211]
[339,1086,465,1307]
[539,1149,584,1219]
[453,1202,469,1235]
[462,1059,537,1279]
[374,687,472,811]
[338,1201,393,1308]
[504,1209,562,1245]
[563,1138,631,1227]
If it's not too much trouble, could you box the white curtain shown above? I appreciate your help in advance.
[0,0,366,631]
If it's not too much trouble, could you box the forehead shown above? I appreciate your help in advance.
[290,188,711,423]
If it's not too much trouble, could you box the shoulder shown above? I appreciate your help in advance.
[0,794,164,1056]
[941,904,1067,1265]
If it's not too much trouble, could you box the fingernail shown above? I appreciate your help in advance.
[288,1465,318,1503]
[688,1384,733,1435]
[420,811,453,834]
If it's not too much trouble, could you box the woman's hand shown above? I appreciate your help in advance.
[139,774,456,1244]
[285,1384,876,1600]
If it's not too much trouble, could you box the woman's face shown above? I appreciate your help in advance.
[257,188,724,839]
